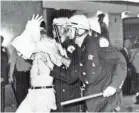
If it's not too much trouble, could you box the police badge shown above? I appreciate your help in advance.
[88,54,94,60]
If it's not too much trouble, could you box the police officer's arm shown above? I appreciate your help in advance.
[56,54,71,67]
[109,51,127,90]
[50,64,79,84]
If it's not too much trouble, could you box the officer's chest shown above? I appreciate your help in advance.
[80,38,101,67]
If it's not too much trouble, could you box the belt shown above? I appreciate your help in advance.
[30,86,54,89]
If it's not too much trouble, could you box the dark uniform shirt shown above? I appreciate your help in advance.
[77,35,127,112]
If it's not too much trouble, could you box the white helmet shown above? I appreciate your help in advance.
[68,15,90,30]
[53,17,69,26]
[88,16,101,34]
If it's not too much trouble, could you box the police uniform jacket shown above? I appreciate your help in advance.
[50,45,84,112]
[77,35,127,112]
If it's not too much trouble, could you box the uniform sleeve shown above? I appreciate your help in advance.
[50,64,79,84]
[110,51,127,90]
[11,31,35,59]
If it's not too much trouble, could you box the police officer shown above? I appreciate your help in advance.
[50,17,84,112]
[67,14,127,112]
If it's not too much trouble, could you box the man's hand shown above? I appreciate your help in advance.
[103,86,116,97]
[40,53,54,70]
[25,14,44,42]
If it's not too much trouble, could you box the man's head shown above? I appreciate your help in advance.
[66,15,91,46]
[124,39,132,49]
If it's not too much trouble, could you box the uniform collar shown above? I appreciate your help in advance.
[81,35,90,50]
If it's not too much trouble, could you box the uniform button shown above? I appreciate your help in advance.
[75,70,77,72]
[88,55,94,60]
[62,66,65,69]
[82,72,86,76]
[92,72,95,75]
[85,80,89,84]
[80,63,83,67]
[62,89,65,92]
[92,63,96,67]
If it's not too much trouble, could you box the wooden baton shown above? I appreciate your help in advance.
[61,92,103,106]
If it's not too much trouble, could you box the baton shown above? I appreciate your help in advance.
[61,92,103,106]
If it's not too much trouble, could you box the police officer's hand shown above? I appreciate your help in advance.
[57,44,68,58]
[0,77,4,83]
[103,86,116,97]
[8,76,14,83]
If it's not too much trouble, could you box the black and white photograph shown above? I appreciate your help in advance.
[1,0,139,112]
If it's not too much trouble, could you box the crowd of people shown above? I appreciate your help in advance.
[1,11,139,113]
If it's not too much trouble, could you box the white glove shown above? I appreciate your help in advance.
[99,37,109,47]
[103,86,116,97]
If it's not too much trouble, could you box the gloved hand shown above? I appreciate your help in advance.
[103,86,116,97]
[99,37,109,47]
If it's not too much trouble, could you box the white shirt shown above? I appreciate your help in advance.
[30,52,54,87]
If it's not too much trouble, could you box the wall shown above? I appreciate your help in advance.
[108,13,123,48]
[1,1,43,42]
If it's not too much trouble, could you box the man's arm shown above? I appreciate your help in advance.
[56,54,71,68]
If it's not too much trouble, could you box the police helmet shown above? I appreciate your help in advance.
[53,17,69,26]
[68,15,90,30]
[88,16,101,34]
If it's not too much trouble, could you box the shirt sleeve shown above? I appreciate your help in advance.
[11,31,35,59]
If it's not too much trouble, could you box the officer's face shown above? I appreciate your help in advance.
[76,28,86,37]
[59,26,69,43]
[66,26,76,40]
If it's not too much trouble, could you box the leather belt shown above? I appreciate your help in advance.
[31,86,54,89]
